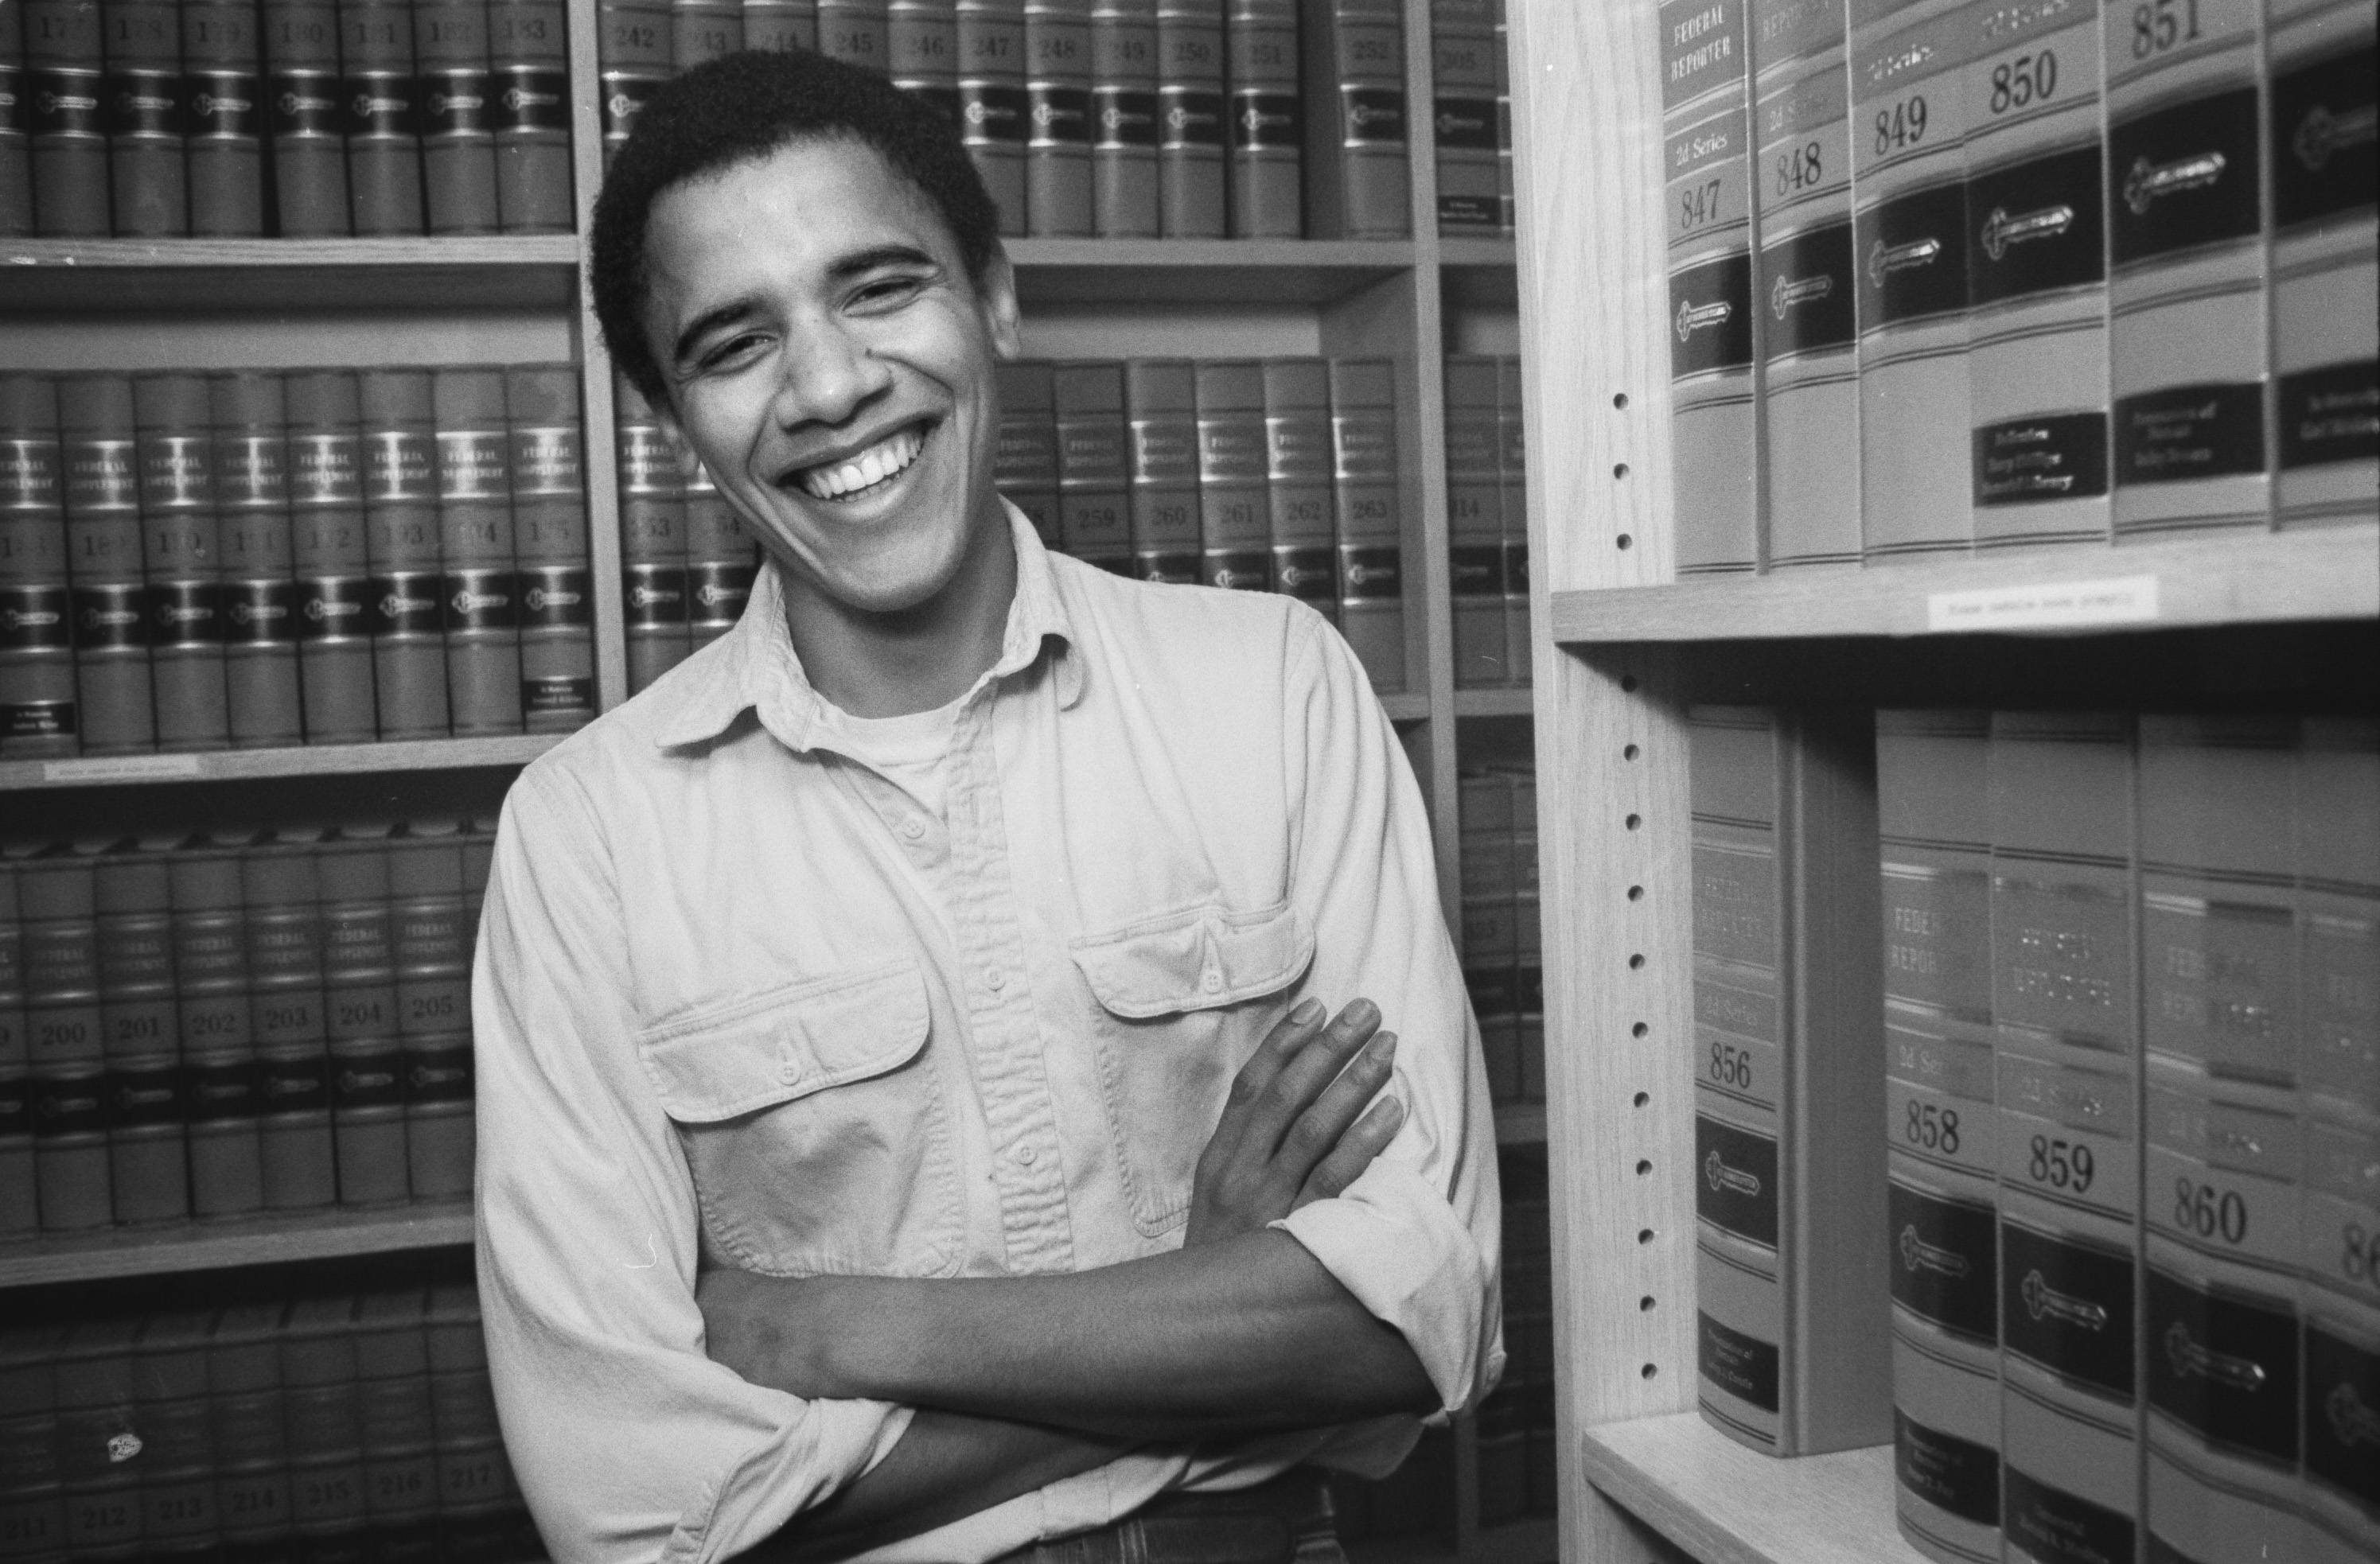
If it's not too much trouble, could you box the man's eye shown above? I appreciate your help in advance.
[698,333,768,371]
[852,274,925,308]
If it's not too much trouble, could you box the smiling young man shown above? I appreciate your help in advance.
[471,49,1502,1564]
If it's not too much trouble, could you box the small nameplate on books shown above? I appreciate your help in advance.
[1926,574,2159,632]
[45,753,205,783]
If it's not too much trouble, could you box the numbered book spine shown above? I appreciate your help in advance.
[1,0,31,233]
[136,372,229,751]
[263,0,350,236]
[0,375,76,756]
[1327,356,1401,691]
[2267,0,2378,527]
[426,1285,509,1531]
[682,457,753,650]
[281,1296,369,1551]
[61,375,154,753]
[1987,710,2141,1564]
[2135,714,2306,1564]
[1154,0,1221,234]
[1458,768,1519,1103]
[598,0,669,165]
[1430,0,1498,234]
[286,369,376,741]
[820,0,888,70]
[889,0,960,121]
[208,1305,293,1551]
[102,0,188,234]
[415,0,498,231]
[1964,0,2111,546]
[2295,716,2380,1564]
[1443,352,1503,688]
[213,372,302,749]
[1689,705,1892,1456]
[995,359,1062,547]
[1751,0,1856,569]
[1124,357,1201,585]
[742,0,816,55]
[489,0,570,230]
[340,0,423,232]
[317,824,397,1204]
[1300,0,1408,238]
[133,1313,220,1551]
[1025,0,1093,233]
[1193,357,1268,590]
[1089,0,1156,234]
[1494,0,1510,235]
[25,0,110,234]
[672,0,742,67]
[956,0,1027,231]
[245,827,335,1210]
[355,1290,440,1550]
[432,368,520,737]
[22,851,110,1230]
[1851,0,1973,558]
[1261,356,1335,617]
[384,827,467,1204]
[0,861,28,1237]
[184,0,264,233]
[613,373,688,693]
[506,364,592,730]
[414,827,481,1199]
[1225,0,1297,235]
[54,1319,142,1550]
[172,836,263,1218]
[360,368,448,739]
[1497,354,1527,688]
[1877,708,2003,1564]
[95,842,185,1224]
[1512,768,1543,1100]
[1053,358,1134,574]
[1661,0,1760,574]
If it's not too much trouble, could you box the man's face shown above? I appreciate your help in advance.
[640,136,1020,617]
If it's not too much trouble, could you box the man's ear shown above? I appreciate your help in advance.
[980,243,1023,360]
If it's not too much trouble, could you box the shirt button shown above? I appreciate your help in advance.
[778,1062,800,1085]
[1202,969,1223,994]
[1014,1143,1038,1166]
[901,819,926,841]
[985,967,1006,990]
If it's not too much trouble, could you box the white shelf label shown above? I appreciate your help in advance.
[44,753,205,783]
[1926,574,2160,632]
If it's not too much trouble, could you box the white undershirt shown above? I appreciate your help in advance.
[834,694,963,823]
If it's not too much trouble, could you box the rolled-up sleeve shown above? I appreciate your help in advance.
[1269,614,1506,1423]
[473,763,911,1564]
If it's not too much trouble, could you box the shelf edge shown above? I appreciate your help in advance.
[0,1202,476,1288]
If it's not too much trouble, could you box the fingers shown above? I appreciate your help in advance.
[1297,1091,1407,1208]
[1240,998,1382,1163]
[1201,997,1330,1176]
[1277,1029,1397,1185]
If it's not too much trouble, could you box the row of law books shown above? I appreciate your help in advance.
[2,1278,542,1564]
[1427,0,1511,238]
[0,366,595,759]
[1444,351,1527,690]
[1,817,492,1240]
[1,0,577,238]
[1459,761,1541,1106]
[1684,705,2379,1564]
[596,0,1415,240]
[991,354,1411,693]
[1475,1144,1556,1527]
[1659,0,2378,574]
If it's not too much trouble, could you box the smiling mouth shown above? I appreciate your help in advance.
[795,423,929,501]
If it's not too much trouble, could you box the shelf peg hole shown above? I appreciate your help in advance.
[1638,1227,1655,1244]
[1639,1295,1656,1311]
[1635,1159,1651,1176]
[1630,1021,1648,1038]
[1641,1363,1659,1379]
[1616,533,1634,550]
[1612,462,1630,481]
[1613,391,1629,410]
[1619,674,1638,691]
[1633,1090,1650,1107]
[1624,812,1642,831]
[1626,884,1643,901]
[1622,742,1639,761]
[1627,953,1645,971]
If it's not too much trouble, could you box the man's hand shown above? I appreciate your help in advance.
[1183,997,1404,1247]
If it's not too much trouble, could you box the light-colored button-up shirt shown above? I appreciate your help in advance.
[473,503,1503,1564]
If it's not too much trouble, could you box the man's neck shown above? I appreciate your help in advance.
[777,499,1021,719]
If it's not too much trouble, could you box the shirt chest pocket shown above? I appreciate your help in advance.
[637,959,963,1278]
[1069,900,1315,1237]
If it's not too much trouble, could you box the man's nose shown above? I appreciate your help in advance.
[771,319,892,428]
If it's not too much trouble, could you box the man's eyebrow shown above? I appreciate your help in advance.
[827,243,941,281]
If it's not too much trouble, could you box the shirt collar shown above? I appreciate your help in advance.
[653,497,1083,752]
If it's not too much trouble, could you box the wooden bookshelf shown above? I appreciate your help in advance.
[0,235,585,312]
[1579,1417,1915,1564]
[0,1200,473,1288]
[1455,687,1537,719]
[1006,237,1418,305]
[0,733,563,792]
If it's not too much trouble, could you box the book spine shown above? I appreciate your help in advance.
[820,0,887,71]
[61,375,154,753]
[25,0,111,234]
[1458,767,1518,1102]
[281,1297,369,1550]
[1751,0,1856,569]
[213,372,303,749]
[263,0,349,235]
[1443,352,1503,687]
[1987,711,2141,1563]
[1514,802,1543,1103]
[286,369,376,742]
[597,0,667,163]
[355,1292,440,1549]
[995,359,1061,546]
[1496,354,1528,688]
[1193,357,1268,589]
[1089,0,1156,235]
[360,368,448,739]
[95,846,185,1224]
[613,372,688,694]
[1260,356,1334,616]
[1,374,77,756]
[1429,0,1497,234]
[208,1305,293,1550]
[54,1321,143,1552]
[1301,0,1408,239]
[1154,0,1221,234]
[1124,356,1200,585]
[682,453,754,651]
[340,0,424,232]
[1225,0,1295,235]
[1492,0,1509,235]
[1053,358,1134,574]
[182,0,263,233]
[957,0,1027,231]
[426,1288,508,1530]
[741,0,816,54]
[1876,707,2004,1564]
[1964,0,2112,547]
[245,832,336,1211]
[489,0,570,230]
[136,372,229,751]
[2136,714,2306,1562]
[672,0,742,67]
[506,363,592,731]
[22,854,110,1230]
[1661,0,1759,574]
[102,0,187,234]
[1327,356,1401,691]
[1025,0,1093,234]
[432,368,520,737]
[2265,2,2377,529]
[0,863,28,1237]
[317,825,399,1207]
[173,841,263,1218]
[889,0,960,123]
[1,0,31,234]
[133,1316,220,1550]
[415,0,498,232]
[2295,715,2380,1564]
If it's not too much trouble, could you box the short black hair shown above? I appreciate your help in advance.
[590,49,1003,410]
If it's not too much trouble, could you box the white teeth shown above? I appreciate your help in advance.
[798,427,924,500]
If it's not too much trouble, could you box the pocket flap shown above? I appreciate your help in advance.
[637,960,930,1123]
[1069,901,1314,1019]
